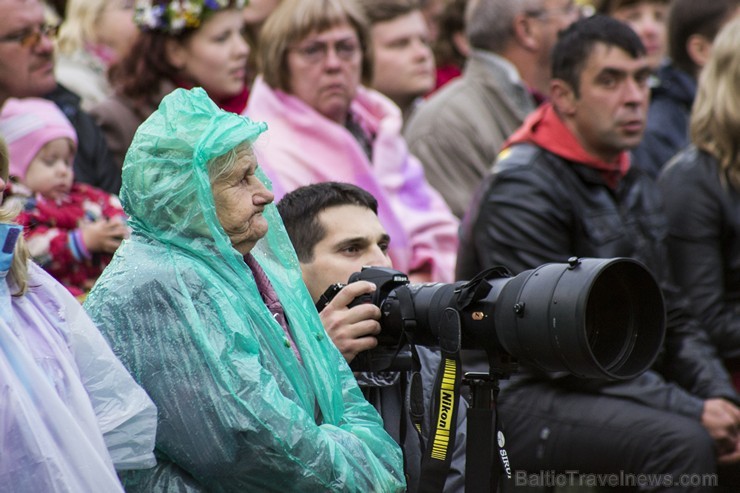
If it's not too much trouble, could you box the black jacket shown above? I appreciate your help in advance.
[457,143,738,419]
[659,146,740,359]
[45,84,121,195]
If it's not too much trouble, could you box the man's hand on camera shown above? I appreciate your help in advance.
[702,398,740,463]
[319,281,381,363]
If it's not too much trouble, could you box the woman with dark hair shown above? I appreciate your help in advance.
[90,0,249,170]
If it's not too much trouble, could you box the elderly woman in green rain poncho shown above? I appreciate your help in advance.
[84,87,406,492]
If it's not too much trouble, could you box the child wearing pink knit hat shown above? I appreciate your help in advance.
[0,97,128,298]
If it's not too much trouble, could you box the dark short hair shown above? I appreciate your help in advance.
[277,182,379,262]
[668,0,740,76]
[360,0,421,24]
[552,15,646,95]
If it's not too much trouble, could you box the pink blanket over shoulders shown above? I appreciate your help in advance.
[246,77,459,282]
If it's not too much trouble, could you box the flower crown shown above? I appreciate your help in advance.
[134,0,247,34]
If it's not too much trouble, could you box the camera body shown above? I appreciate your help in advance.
[347,267,410,308]
[317,259,667,380]
[316,267,409,338]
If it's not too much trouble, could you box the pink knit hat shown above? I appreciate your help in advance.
[0,97,78,179]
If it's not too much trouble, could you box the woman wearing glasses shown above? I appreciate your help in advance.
[247,0,459,284]
[90,0,250,170]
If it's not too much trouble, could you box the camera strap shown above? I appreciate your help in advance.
[419,307,462,493]
[407,369,425,437]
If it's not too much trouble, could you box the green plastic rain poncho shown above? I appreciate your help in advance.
[84,88,405,492]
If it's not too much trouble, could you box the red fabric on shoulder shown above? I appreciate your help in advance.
[504,103,630,189]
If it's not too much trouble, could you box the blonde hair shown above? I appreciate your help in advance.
[0,138,28,296]
[690,17,740,188]
[56,0,110,55]
[259,0,373,91]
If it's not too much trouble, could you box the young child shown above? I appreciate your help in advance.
[0,97,128,298]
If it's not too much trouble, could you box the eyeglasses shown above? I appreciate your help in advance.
[0,23,59,49]
[291,39,360,64]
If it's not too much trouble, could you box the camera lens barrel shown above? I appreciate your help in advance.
[493,257,666,380]
[361,258,666,380]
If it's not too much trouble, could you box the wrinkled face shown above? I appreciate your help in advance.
[0,0,56,102]
[560,43,651,163]
[610,1,668,69]
[370,10,435,108]
[23,138,75,201]
[94,0,139,64]
[169,9,249,100]
[286,22,362,124]
[301,204,392,302]
[211,148,274,255]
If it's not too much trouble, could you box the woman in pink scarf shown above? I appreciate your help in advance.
[247,0,458,282]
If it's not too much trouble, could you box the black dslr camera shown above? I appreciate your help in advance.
[317,258,666,380]
[316,267,410,345]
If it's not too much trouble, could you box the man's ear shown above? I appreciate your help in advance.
[550,78,577,116]
[452,30,471,58]
[164,38,187,71]
[512,12,539,51]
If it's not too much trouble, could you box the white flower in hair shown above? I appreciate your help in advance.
[134,1,163,30]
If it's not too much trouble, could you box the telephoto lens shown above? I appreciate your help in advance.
[327,258,666,380]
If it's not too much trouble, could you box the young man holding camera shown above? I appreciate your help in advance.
[277,181,465,493]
